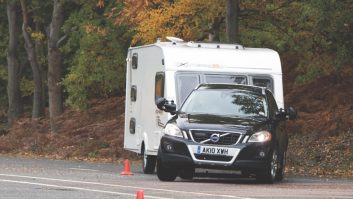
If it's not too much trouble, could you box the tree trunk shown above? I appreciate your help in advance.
[20,0,44,120]
[48,0,64,132]
[208,17,222,42]
[6,1,22,127]
[35,22,46,114]
[226,0,239,43]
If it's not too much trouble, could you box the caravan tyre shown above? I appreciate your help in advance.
[142,145,156,174]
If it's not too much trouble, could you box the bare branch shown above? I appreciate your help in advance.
[56,26,78,47]
[56,34,67,47]
[240,0,296,17]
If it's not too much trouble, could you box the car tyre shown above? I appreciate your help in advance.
[256,148,279,184]
[157,158,177,181]
[179,167,194,180]
[142,144,156,174]
[275,151,286,181]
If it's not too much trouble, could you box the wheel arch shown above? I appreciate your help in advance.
[140,131,149,155]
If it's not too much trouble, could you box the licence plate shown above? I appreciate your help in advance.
[191,145,239,156]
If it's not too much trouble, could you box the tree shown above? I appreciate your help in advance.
[226,0,239,43]
[20,0,44,120]
[0,4,9,113]
[48,0,64,132]
[62,0,130,109]
[126,0,226,44]
[6,0,22,126]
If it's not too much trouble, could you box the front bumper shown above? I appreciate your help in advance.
[158,135,272,172]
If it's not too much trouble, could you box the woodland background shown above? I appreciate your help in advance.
[0,0,352,177]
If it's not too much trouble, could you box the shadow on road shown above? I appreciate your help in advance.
[174,173,280,185]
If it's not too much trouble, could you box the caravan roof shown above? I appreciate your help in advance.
[129,40,282,74]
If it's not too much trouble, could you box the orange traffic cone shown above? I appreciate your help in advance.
[120,159,133,176]
[136,190,144,199]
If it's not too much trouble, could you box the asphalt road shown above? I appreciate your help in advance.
[0,156,352,199]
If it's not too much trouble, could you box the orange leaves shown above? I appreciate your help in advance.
[84,23,108,36]
[104,0,225,44]
[130,0,225,45]
[84,24,95,33]
[99,0,226,44]
[96,0,105,8]
[114,0,164,25]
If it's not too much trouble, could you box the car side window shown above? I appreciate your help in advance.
[266,90,278,118]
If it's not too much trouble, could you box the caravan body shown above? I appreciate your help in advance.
[124,38,283,171]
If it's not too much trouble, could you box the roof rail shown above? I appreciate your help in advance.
[166,36,184,43]
[186,41,244,50]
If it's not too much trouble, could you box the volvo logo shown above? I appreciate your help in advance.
[210,133,220,143]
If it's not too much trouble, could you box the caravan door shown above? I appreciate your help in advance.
[124,52,140,153]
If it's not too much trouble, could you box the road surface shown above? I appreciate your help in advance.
[0,156,352,199]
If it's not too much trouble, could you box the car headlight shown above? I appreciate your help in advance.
[164,124,183,138]
[248,131,272,142]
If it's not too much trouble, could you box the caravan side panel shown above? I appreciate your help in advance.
[124,46,165,154]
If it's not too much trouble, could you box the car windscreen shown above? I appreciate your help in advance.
[180,90,268,117]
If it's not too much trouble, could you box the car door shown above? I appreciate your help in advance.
[266,90,287,152]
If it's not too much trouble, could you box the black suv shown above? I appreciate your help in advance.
[155,84,296,183]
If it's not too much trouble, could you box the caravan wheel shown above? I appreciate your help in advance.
[142,144,156,174]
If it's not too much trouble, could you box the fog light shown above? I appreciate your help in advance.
[165,144,174,152]
[259,151,265,157]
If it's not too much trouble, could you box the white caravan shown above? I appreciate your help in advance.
[124,37,284,173]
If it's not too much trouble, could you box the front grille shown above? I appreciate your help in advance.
[194,154,232,162]
[190,130,241,145]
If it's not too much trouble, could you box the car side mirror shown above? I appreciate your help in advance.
[275,107,297,120]
[275,108,286,120]
[155,97,176,115]
[287,107,297,120]
[155,97,166,110]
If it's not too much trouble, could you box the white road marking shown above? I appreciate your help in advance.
[0,173,254,199]
[69,168,101,172]
[0,179,171,199]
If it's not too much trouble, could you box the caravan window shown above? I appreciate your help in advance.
[205,75,247,84]
[176,74,200,105]
[129,118,136,134]
[131,85,137,101]
[155,72,165,100]
[131,53,138,69]
[252,77,273,92]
